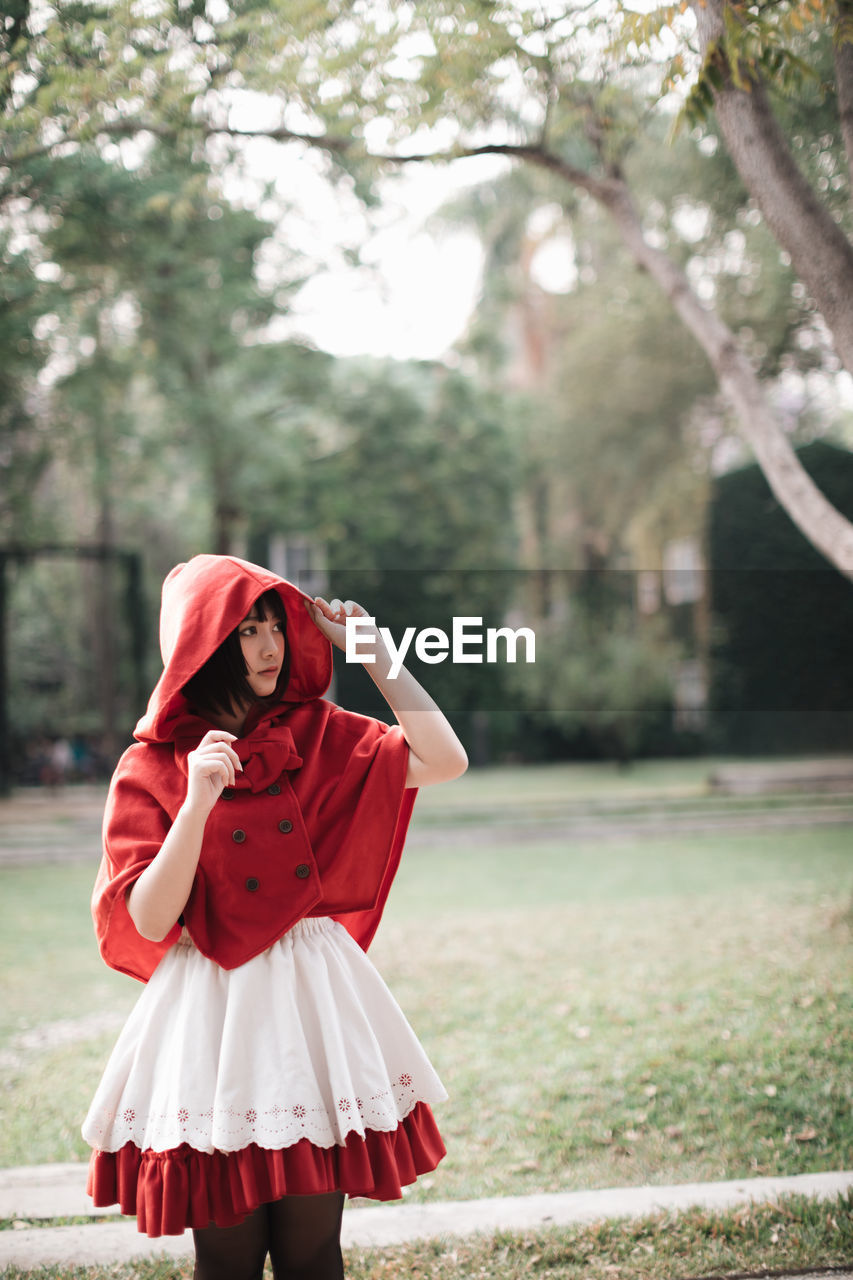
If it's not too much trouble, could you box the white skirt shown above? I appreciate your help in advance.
[83,916,447,1156]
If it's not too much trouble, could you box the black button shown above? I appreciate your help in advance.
[221,788,234,800]
[232,829,246,844]
[278,819,293,834]
[245,876,260,892]
[267,783,281,796]
[295,863,311,880]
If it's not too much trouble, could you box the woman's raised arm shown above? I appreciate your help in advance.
[306,598,468,788]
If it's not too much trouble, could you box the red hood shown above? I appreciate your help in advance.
[134,554,333,743]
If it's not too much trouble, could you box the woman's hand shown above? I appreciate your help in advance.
[306,595,467,788]
[128,730,243,943]
[306,596,379,654]
[185,729,243,815]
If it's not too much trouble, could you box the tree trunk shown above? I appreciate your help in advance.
[690,0,853,378]
[93,427,119,762]
[834,3,853,194]
[599,177,853,576]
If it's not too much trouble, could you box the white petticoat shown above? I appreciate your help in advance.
[82,916,447,1156]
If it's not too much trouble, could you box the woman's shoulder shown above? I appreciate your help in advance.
[109,739,181,799]
[304,698,392,743]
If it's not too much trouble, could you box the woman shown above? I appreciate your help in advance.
[82,553,467,1280]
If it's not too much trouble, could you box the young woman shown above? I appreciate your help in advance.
[82,554,467,1280]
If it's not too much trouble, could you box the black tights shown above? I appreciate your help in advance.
[192,1192,345,1280]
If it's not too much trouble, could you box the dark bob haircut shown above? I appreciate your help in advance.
[182,589,290,720]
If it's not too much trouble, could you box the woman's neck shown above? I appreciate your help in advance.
[206,701,250,738]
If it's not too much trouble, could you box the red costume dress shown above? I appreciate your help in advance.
[82,555,446,1237]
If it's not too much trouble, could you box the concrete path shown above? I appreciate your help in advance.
[1,1165,851,1269]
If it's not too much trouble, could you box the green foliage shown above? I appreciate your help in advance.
[709,440,853,752]
[510,578,681,762]
[314,360,516,572]
[0,234,57,539]
[443,138,720,558]
[247,356,522,748]
[4,140,302,554]
[0,99,533,751]
[608,0,834,133]
[4,0,853,759]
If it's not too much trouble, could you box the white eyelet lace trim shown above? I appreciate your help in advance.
[84,1072,436,1154]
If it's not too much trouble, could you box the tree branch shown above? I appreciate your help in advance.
[390,129,853,575]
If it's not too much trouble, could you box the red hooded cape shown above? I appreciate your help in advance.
[92,554,416,982]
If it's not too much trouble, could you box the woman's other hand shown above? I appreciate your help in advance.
[306,597,377,654]
[307,596,467,788]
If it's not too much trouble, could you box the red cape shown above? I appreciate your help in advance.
[92,555,415,982]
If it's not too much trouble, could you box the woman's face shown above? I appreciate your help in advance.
[238,605,286,700]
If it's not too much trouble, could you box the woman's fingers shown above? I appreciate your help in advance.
[198,757,233,788]
[312,596,366,621]
[196,734,241,764]
[306,595,373,652]
[189,739,243,787]
[199,729,238,745]
[196,749,242,780]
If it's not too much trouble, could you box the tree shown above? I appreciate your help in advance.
[4,2,853,570]
[0,138,310,753]
[437,158,726,564]
[0,231,55,541]
[516,583,682,763]
[254,354,522,750]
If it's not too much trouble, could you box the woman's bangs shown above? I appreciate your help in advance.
[254,589,286,622]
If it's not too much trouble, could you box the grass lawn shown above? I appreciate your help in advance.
[1,762,852,1279]
[371,825,853,1200]
[1,765,850,1193]
[411,753,852,813]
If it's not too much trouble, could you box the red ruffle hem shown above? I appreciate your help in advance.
[87,1102,446,1237]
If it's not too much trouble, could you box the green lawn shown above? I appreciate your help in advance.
[1,781,850,1191]
[1,765,852,1280]
[413,758,722,810]
[411,754,847,813]
[371,826,852,1199]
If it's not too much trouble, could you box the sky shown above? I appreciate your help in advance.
[222,138,516,361]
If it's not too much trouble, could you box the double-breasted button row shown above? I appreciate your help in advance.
[243,864,311,893]
[230,821,292,841]
[222,783,283,799]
